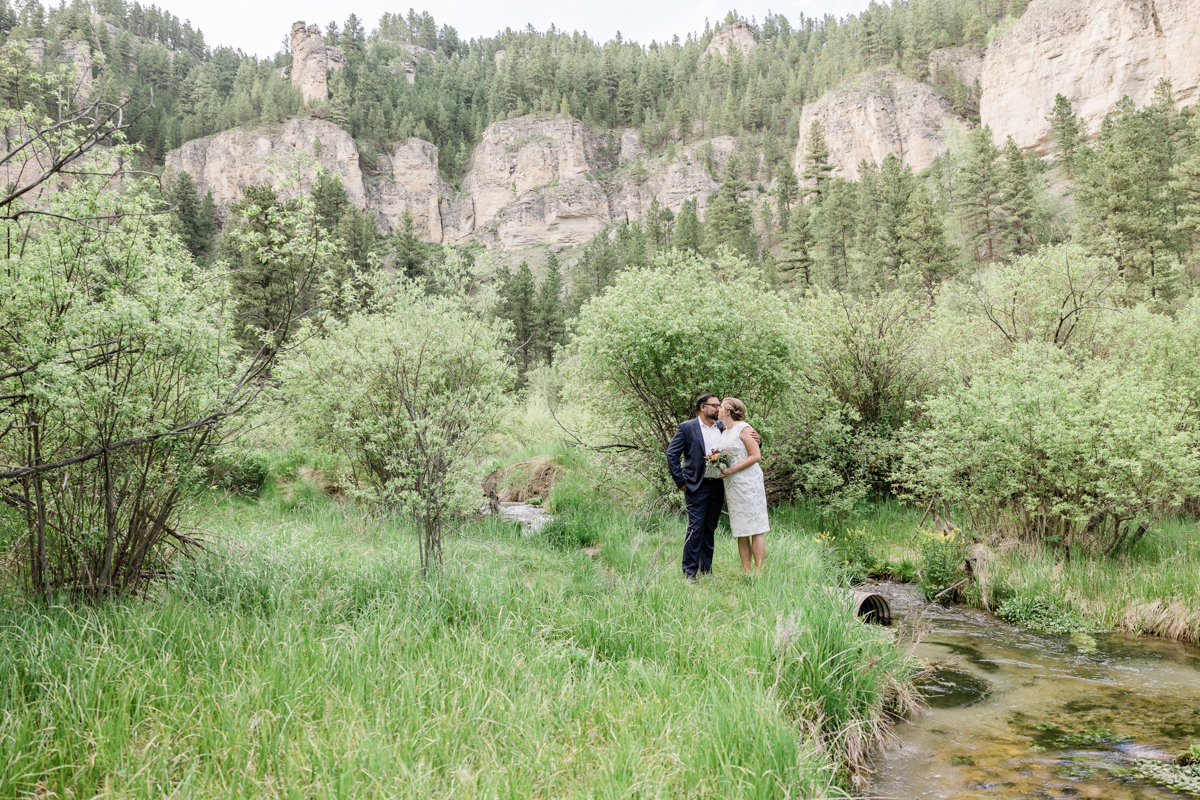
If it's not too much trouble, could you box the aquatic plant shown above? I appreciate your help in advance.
[1135,760,1200,794]
[997,593,1103,634]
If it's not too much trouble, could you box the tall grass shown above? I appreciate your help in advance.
[0,477,913,798]
[793,499,1200,644]
[971,516,1200,642]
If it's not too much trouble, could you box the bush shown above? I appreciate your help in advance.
[204,450,270,496]
[896,342,1200,554]
[281,285,512,576]
[918,528,966,602]
[996,593,1101,634]
[571,250,806,454]
[771,290,935,511]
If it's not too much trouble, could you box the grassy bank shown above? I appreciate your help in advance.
[816,501,1200,644]
[0,474,914,799]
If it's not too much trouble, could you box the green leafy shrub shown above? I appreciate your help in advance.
[281,285,512,576]
[896,341,1200,554]
[834,526,878,584]
[570,250,806,455]
[996,594,1101,634]
[773,290,936,512]
[204,450,270,496]
[918,528,966,602]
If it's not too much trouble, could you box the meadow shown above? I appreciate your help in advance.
[0,446,918,799]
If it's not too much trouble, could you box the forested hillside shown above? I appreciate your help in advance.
[2,0,1010,174]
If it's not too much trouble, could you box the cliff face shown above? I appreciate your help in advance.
[291,21,345,106]
[22,38,93,102]
[368,139,471,241]
[164,119,365,216]
[165,115,733,248]
[703,22,757,60]
[794,72,963,182]
[980,0,1200,152]
[928,48,984,87]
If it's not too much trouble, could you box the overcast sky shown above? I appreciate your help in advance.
[156,0,874,59]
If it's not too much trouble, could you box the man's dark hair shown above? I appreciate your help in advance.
[696,393,719,411]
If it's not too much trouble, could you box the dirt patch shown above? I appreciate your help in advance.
[483,456,560,502]
[293,466,349,500]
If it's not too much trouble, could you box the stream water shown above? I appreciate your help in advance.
[868,582,1200,800]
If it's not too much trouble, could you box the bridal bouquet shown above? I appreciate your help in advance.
[704,450,735,478]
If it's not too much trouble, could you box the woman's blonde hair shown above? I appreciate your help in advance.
[721,397,747,422]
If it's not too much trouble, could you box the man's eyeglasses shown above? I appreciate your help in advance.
[703,403,721,409]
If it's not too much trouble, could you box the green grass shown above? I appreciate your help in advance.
[787,499,1200,644]
[0,478,914,799]
[972,517,1200,642]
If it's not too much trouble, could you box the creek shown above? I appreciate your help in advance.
[868,582,1200,800]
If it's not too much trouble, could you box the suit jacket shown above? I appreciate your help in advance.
[666,417,726,493]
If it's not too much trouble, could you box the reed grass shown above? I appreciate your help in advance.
[0,476,912,799]
[795,499,1200,644]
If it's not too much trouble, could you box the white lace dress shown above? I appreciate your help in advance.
[719,421,770,538]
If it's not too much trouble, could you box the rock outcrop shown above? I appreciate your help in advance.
[368,139,473,241]
[462,118,596,233]
[166,115,741,248]
[291,22,345,106]
[60,40,93,102]
[21,38,92,101]
[928,48,984,87]
[794,72,964,182]
[22,38,46,63]
[164,119,365,217]
[703,22,757,60]
[980,0,1200,152]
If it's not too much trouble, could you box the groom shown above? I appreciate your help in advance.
[666,394,758,580]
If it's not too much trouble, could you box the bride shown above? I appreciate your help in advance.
[717,398,769,572]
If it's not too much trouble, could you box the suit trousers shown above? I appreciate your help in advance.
[683,477,724,576]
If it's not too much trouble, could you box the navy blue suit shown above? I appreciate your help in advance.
[666,417,725,577]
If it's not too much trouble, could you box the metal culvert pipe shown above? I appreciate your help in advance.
[852,591,893,626]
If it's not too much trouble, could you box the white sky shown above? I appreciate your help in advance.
[155,0,874,59]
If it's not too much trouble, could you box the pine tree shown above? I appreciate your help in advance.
[774,164,799,232]
[497,261,537,375]
[815,178,859,290]
[704,154,756,258]
[327,68,350,124]
[168,171,212,257]
[1077,99,1180,301]
[998,136,1036,257]
[646,196,674,253]
[864,154,914,288]
[1046,94,1085,179]
[313,173,349,230]
[535,253,566,365]
[899,184,956,303]
[395,208,426,279]
[801,119,834,201]
[956,125,1004,263]
[778,202,816,288]
[674,198,702,253]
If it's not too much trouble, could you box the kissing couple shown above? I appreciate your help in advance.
[666,393,769,581]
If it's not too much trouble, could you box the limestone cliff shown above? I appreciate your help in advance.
[291,22,345,106]
[22,38,93,102]
[928,48,984,87]
[164,118,365,216]
[794,72,964,182]
[980,0,1200,152]
[703,22,757,60]
[368,139,473,241]
[165,114,734,249]
[462,118,727,247]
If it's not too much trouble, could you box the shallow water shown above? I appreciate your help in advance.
[869,583,1200,800]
